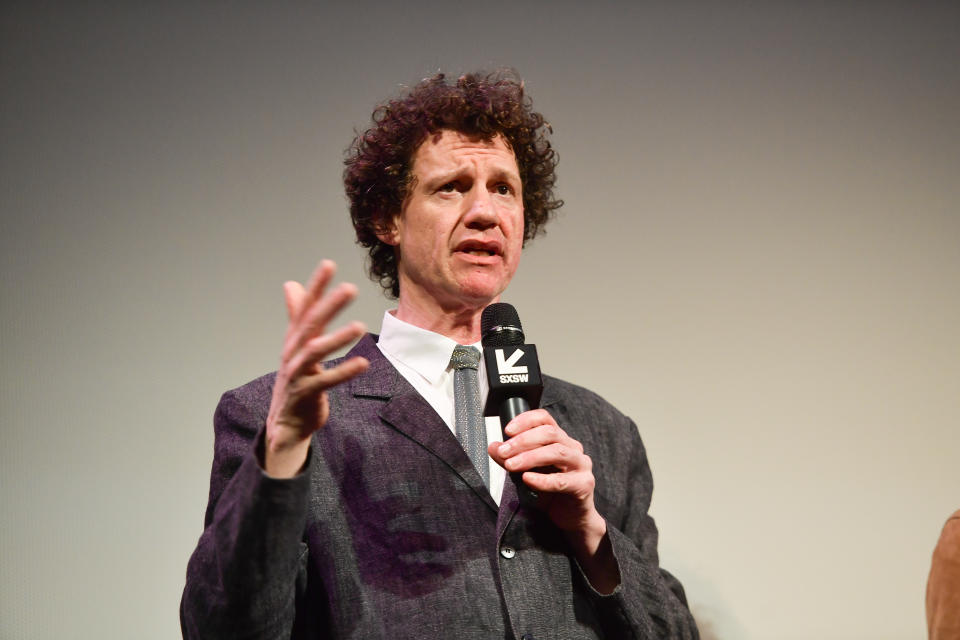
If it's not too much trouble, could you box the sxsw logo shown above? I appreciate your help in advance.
[495,348,529,383]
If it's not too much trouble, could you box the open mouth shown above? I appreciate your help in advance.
[456,239,501,258]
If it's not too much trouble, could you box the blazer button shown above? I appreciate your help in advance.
[500,546,516,559]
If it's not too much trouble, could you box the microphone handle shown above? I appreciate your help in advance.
[499,396,529,426]
[499,397,540,505]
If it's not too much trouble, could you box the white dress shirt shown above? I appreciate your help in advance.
[376,310,505,505]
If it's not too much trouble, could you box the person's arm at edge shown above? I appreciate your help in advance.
[584,414,698,639]
[180,381,315,639]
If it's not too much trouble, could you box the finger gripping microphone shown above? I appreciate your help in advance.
[481,303,544,503]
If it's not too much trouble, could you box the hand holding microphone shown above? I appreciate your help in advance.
[482,304,606,541]
[482,303,614,590]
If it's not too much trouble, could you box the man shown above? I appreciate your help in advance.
[182,71,698,639]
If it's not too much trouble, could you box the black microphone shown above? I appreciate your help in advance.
[481,303,544,504]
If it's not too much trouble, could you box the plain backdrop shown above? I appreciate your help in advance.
[1,2,958,639]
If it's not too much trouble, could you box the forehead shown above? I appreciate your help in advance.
[411,130,518,176]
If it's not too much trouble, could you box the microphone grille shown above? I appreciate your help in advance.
[481,303,525,347]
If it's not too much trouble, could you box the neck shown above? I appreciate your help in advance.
[393,292,497,344]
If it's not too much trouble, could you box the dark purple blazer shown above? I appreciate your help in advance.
[181,334,697,639]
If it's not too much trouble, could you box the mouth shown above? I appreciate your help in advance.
[454,239,502,258]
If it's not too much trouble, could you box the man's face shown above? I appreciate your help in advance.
[382,129,524,312]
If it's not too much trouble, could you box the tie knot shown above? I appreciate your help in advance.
[450,345,481,370]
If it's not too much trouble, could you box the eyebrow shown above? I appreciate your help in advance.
[487,167,521,184]
[427,165,520,187]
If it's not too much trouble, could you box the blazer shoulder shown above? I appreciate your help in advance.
[214,332,382,430]
[224,371,278,401]
[214,372,277,437]
[541,374,641,456]
[542,374,629,421]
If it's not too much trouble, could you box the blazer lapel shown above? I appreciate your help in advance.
[347,334,499,514]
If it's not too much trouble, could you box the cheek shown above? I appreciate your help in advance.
[508,208,525,245]
[496,201,523,231]
[401,220,438,252]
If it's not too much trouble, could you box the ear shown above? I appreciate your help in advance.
[374,214,401,246]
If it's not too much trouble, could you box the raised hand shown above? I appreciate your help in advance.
[265,260,369,478]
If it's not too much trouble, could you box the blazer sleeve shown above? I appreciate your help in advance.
[180,378,314,640]
[587,421,698,639]
[552,381,699,639]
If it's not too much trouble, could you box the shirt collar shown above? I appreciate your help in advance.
[378,311,482,385]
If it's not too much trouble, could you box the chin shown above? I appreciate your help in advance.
[452,278,506,307]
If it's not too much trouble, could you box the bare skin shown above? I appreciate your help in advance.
[263,130,619,593]
[378,131,525,343]
[264,260,369,478]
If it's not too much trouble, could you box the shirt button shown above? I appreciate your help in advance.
[500,546,516,559]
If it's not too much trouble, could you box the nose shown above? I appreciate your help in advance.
[463,187,498,230]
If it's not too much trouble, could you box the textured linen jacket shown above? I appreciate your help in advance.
[181,334,698,639]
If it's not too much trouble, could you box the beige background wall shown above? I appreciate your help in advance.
[1,2,957,638]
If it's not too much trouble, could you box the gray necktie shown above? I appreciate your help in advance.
[450,345,489,489]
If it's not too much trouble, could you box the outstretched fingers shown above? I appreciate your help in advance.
[283,281,360,361]
[287,321,369,379]
[301,259,337,315]
[283,260,335,324]
[291,355,370,397]
[265,260,368,478]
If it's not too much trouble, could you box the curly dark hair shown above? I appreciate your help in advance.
[343,70,562,298]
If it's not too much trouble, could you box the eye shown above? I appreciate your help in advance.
[438,182,457,193]
[496,184,513,195]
